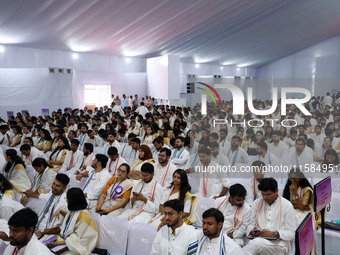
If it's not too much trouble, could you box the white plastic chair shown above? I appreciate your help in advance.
[126,222,157,255]
[25,197,46,215]
[0,145,8,155]
[195,196,215,227]
[25,165,36,183]
[95,215,129,255]
[94,147,103,155]
[0,240,8,254]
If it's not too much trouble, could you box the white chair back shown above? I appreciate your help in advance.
[195,196,215,227]
[95,215,129,255]
[126,222,157,255]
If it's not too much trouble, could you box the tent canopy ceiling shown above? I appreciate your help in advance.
[1,0,340,67]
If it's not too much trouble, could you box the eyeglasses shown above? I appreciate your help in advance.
[117,169,127,174]
[162,212,175,217]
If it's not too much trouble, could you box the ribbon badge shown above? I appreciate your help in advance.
[112,186,123,200]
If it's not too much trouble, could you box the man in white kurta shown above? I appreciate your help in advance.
[126,138,140,165]
[20,144,48,166]
[171,137,190,170]
[118,163,163,224]
[226,136,250,166]
[153,148,177,188]
[82,154,112,209]
[34,174,69,242]
[4,208,53,255]
[150,199,198,255]
[196,147,230,199]
[210,142,230,167]
[0,194,24,221]
[102,132,121,155]
[106,146,127,176]
[286,138,314,172]
[59,139,83,175]
[268,131,289,159]
[197,208,243,255]
[242,178,296,255]
[246,161,266,206]
[84,130,103,147]
[256,141,280,166]
[214,184,251,247]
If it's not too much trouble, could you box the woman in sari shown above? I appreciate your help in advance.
[129,145,155,180]
[150,169,196,227]
[283,168,314,223]
[37,129,53,152]
[0,173,15,200]
[50,188,98,255]
[9,125,22,148]
[3,149,31,194]
[49,137,70,171]
[143,126,157,145]
[314,137,332,163]
[95,163,133,216]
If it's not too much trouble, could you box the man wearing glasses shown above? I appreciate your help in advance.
[150,199,198,255]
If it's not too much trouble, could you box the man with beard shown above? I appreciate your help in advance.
[150,199,198,255]
[153,148,177,187]
[103,131,121,156]
[197,208,243,254]
[4,208,52,254]
[31,174,69,242]
[215,184,251,247]
[171,137,190,169]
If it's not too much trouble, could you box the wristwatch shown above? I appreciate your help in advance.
[274,231,279,239]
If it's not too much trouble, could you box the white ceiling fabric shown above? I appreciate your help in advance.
[1,0,340,67]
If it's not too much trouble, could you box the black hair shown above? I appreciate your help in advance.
[229,183,247,197]
[164,199,184,213]
[5,149,26,173]
[119,163,130,174]
[257,141,268,151]
[295,138,306,146]
[258,178,278,192]
[202,208,224,223]
[24,137,34,145]
[108,146,118,156]
[209,141,219,148]
[231,135,241,142]
[131,138,141,144]
[20,144,31,151]
[0,173,13,193]
[83,143,94,152]
[95,154,109,168]
[251,160,266,167]
[67,188,88,211]
[32,157,52,168]
[152,136,164,145]
[159,147,171,157]
[55,173,70,186]
[198,147,211,156]
[283,168,312,200]
[8,208,38,230]
[141,162,154,174]
[71,139,80,146]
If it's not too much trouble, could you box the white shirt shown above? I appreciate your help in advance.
[268,141,289,159]
[107,155,127,176]
[197,231,243,255]
[151,223,198,255]
[22,147,48,166]
[214,197,251,239]
[171,148,190,169]
[226,146,249,165]
[38,192,67,231]
[83,168,112,200]
[153,161,177,187]
[59,150,84,174]
[103,140,122,156]
[4,234,53,255]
